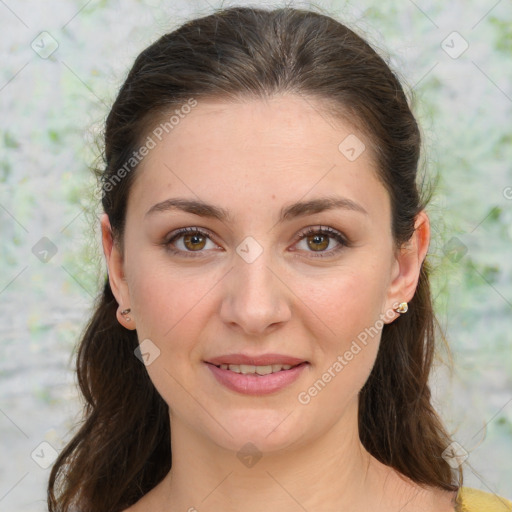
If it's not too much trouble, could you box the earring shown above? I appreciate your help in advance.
[394,302,408,314]
[120,308,132,321]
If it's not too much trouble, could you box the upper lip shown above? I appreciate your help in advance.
[205,353,308,366]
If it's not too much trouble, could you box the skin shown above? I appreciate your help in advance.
[101,94,457,511]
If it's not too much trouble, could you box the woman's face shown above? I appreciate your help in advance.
[104,94,422,454]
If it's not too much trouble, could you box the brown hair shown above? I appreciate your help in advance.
[48,6,462,511]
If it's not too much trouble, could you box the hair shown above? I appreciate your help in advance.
[48,5,463,511]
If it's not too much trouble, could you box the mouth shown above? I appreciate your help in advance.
[204,358,310,395]
[207,362,306,376]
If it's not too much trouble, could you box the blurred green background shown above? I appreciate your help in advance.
[0,0,511,509]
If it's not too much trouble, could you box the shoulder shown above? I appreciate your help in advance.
[456,487,512,512]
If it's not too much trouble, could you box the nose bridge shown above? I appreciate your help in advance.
[220,238,291,334]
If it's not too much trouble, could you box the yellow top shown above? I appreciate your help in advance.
[456,487,512,511]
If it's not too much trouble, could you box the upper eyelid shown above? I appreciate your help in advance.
[167,227,219,244]
[299,225,345,238]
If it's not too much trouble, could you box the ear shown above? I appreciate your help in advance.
[100,213,136,330]
[383,210,430,322]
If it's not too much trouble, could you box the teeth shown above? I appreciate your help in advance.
[217,363,295,374]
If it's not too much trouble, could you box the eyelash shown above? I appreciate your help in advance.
[164,226,349,259]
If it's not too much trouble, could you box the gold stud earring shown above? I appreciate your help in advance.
[394,302,408,314]
[120,308,132,321]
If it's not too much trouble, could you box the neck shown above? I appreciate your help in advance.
[160,399,386,511]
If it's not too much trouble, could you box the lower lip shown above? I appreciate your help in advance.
[205,362,309,395]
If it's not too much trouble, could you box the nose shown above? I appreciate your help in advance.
[219,249,292,336]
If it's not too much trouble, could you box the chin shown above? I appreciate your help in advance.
[203,407,307,456]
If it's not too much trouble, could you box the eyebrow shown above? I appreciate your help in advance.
[145,196,368,223]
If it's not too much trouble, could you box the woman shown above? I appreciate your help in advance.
[48,6,512,512]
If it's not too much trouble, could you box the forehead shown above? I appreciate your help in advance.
[128,94,389,222]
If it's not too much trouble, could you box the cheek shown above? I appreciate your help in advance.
[127,251,221,339]
[297,274,384,415]
[294,260,388,392]
[296,261,390,336]
[126,259,229,401]
[126,262,216,410]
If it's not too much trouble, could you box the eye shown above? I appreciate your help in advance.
[165,227,219,257]
[164,225,349,259]
[293,226,349,258]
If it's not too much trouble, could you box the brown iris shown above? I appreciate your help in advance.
[183,233,207,251]
[307,233,329,251]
